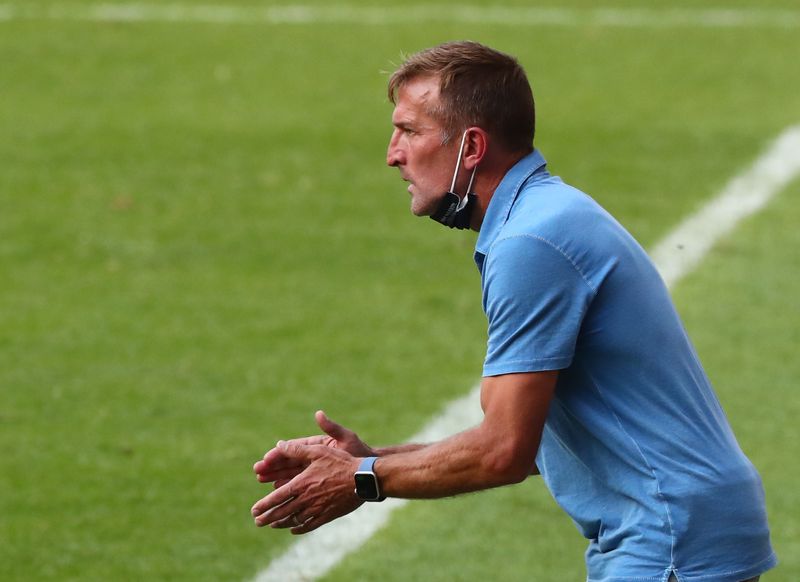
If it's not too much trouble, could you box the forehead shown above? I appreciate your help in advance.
[391,76,442,126]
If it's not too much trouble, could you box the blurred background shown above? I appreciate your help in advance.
[1,1,798,580]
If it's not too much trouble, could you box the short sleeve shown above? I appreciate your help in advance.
[482,235,595,376]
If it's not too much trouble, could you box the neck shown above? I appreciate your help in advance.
[469,150,529,231]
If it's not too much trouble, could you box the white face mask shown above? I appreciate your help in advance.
[430,130,478,230]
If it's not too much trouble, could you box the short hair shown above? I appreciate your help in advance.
[388,41,535,152]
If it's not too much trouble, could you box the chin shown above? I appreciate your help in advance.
[410,205,428,217]
[410,196,440,218]
[409,200,428,217]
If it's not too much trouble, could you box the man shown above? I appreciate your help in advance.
[251,41,776,582]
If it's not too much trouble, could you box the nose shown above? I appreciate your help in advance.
[386,129,404,167]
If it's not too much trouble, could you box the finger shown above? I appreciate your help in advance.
[254,458,294,479]
[255,433,333,479]
[254,458,301,475]
[272,511,311,530]
[257,468,301,483]
[271,514,296,529]
[315,410,350,440]
[290,513,326,535]
[291,435,329,447]
[289,496,364,535]
[262,436,327,460]
[276,441,328,463]
[253,496,297,527]
[251,485,295,522]
[255,503,296,528]
[254,443,313,479]
[273,478,291,489]
[257,444,304,470]
[256,467,303,484]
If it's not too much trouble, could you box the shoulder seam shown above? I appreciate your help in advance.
[488,234,598,295]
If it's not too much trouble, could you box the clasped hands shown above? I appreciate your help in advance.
[251,411,374,535]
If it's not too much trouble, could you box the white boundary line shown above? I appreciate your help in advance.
[253,127,800,582]
[1,4,800,28]
[651,126,800,288]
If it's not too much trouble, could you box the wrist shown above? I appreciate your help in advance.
[353,456,386,502]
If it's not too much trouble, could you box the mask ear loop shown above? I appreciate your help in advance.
[448,130,469,193]
[457,166,478,212]
[450,130,477,212]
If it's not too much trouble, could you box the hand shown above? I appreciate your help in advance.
[254,411,374,487]
[251,441,364,534]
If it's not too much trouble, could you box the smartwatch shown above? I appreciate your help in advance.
[354,456,386,502]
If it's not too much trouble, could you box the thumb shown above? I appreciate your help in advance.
[315,410,349,440]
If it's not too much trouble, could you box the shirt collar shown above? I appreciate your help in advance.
[474,149,548,264]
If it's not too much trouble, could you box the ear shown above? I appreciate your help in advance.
[462,127,489,171]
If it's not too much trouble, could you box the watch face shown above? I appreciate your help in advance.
[354,472,380,500]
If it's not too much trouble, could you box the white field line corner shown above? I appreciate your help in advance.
[1,4,800,27]
[252,124,800,582]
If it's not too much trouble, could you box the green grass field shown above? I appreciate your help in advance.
[1,1,799,580]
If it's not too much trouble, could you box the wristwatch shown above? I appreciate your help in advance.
[354,456,386,502]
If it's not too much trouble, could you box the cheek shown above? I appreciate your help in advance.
[431,163,454,192]
[409,141,454,190]
[417,151,445,176]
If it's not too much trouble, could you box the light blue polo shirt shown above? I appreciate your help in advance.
[475,150,776,582]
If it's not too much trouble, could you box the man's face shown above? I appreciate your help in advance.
[386,76,458,217]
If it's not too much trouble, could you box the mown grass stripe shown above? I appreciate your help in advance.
[1,4,800,28]
[252,125,800,581]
